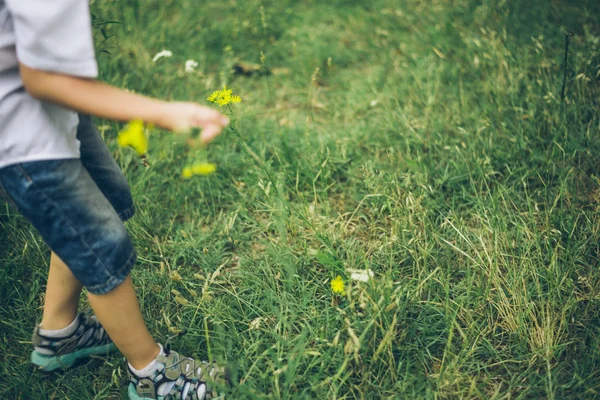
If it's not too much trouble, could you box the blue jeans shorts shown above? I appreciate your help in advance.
[0,115,136,294]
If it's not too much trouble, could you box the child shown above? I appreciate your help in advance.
[0,1,229,399]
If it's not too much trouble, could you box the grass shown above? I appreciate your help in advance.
[1,0,600,398]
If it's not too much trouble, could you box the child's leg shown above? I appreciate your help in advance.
[87,275,159,369]
[0,157,156,370]
[40,250,159,368]
[74,115,159,367]
[40,252,83,330]
[0,142,227,398]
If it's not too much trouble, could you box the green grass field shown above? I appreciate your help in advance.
[2,0,600,398]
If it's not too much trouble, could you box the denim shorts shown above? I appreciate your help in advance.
[0,114,136,294]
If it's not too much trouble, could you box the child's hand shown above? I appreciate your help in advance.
[158,102,230,146]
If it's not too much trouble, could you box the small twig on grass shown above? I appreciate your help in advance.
[560,31,571,104]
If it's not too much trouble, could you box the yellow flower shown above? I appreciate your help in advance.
[182,167,193,179]
[117,120,148,154]
[181,162,216,178]
[207,86,242,107]
[207,92,219,102]
[191,162,216,175]
[331,275,345,294]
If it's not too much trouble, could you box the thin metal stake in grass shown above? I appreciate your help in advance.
[560,31,571,104]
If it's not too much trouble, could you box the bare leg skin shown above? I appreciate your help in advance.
[40,252,83,330]
[87,275,160,369]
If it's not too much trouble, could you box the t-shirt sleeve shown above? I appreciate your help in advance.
[4,0,98,78]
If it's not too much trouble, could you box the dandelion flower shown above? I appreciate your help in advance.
[207,85,242,107]
[152,50,173,63]
[185,59,199,73]
[331,275,345,294]
[117,120,147,155]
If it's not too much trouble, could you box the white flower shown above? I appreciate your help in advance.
[152,50,173,63]
[348,269,374,283]
[185,59,199,73]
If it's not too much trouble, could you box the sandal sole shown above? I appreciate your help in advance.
[31,343,116,371]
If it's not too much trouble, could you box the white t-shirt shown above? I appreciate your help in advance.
[0,0,98,169]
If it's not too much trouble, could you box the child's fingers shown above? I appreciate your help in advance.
[209,114,229,127]
[199,123,224,144]
[196,106,229,127]
[185,123,223,147]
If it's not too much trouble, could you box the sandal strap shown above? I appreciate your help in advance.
[32,314,110,356]
[128,349,222,400]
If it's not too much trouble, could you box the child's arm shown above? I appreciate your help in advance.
[20,64,228,144]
